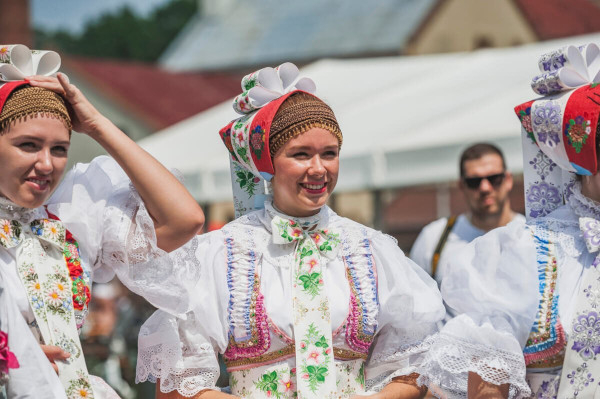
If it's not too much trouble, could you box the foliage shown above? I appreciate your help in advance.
[34,0,198,62]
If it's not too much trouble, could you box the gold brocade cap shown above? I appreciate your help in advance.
[0,86,71,133]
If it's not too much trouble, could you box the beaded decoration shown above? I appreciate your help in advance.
[523,225,566,368]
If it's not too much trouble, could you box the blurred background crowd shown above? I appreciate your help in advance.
[4,0,598,396]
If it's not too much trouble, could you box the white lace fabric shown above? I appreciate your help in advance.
[136,204,446,397]
[430,182,600,398]
[45,156,197,317]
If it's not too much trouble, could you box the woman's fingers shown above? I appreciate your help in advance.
[57,72,78,99]
[26,76,66,96]
[40,344,71,374]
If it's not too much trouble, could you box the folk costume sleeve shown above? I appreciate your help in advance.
[366,231,446,392]
[136,231,230,397]
[47,155,194,316]
[422,221,539,397]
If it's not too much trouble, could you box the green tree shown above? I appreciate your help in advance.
[34,0,198,62]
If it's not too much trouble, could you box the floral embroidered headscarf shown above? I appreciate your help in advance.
[516,43,600,219]
[219,62,341,217]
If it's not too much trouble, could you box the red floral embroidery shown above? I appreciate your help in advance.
[45,209,91,312]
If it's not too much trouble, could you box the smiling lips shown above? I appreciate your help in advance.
[25,177,50,190]
[300,182,327,194]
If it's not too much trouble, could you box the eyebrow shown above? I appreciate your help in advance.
[12,135,70,146]
[288,145,339,151]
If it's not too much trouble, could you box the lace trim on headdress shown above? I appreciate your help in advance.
[568,181,600,220]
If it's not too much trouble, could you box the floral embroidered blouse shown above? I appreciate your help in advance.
[0,156,189,397]
[137,203,445,398]
[424,182,599,398]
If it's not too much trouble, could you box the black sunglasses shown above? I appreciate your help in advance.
[463,173,505,189]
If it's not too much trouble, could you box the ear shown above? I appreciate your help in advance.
[504,171,514,190]
[458,178,465,190]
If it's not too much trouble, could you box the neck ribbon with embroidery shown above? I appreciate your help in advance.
[270,209,340,398]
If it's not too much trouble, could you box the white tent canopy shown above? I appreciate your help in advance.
[140,33,600,202]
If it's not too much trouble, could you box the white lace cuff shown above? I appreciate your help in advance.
[136,311,221,397]
[419,333,531,399]
[366,340,430,392]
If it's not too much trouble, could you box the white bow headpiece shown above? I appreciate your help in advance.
[0,44,60,83]
[233,62,316,114]
[531,43,600,96]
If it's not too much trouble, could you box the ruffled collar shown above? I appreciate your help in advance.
[0,196,46,223]
[567,181,600,220]
[262,201,331,233]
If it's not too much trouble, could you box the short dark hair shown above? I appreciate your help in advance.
[459,143,506,177]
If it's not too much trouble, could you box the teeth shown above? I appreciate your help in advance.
[304,183,325,190]
[29,179,47,186]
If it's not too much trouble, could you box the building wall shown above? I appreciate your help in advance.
[0,0,31,47]
[405,0,537,55]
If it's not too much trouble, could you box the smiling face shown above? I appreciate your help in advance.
[271,127,339,217]
[0,116,70,208]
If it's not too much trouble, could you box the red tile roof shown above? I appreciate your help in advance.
[514,0,600,40]
[63,57,241,130]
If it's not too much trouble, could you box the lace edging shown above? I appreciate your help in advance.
[418,334,531,399]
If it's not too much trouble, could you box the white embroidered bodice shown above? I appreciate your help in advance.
[136,204,445,398]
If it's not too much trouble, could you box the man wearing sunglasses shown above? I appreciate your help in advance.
[410,143,525,296]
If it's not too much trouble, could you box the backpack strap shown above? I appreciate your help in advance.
[431,215,457,278]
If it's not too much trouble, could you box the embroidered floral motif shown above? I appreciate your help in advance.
[570,311,600,360]
[254,369,295,398]
[0,47,10,63]
[18,262,46,321]
[235,167,260,197]
[43,265,73,322]
[565,363,594,397]
[54,332,82,363]
[518,106,535,142]
[0,220,20,247]
[529,152,557,181]
[533,101,562,147]
[250,125,266,160]
[297,323,332,393]
[46,210,91,328]
[584,281,600,308]
[526,182,562,218]
[355,362,365,388]
[65,371,94,399]
[565,116,592,153]
[220,127,236,158]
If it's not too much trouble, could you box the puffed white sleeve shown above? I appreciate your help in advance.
[421,222,539,398]
[365,232,446,392]
[47,156,195,316]
[136,231,230,398]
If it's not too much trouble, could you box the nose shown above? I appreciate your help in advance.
[478,177,493,191]
[35,148,53,175]
[308,155,326,176]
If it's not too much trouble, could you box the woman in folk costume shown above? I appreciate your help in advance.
[420,43,600,398]
[0,45,204,398]
[136,63,446,399]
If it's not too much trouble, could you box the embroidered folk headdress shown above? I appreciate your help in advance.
[515,43,600,219]
[0,44,70,133]
[219,62,342,217]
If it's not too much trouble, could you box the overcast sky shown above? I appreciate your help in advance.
[31,0,172,33]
